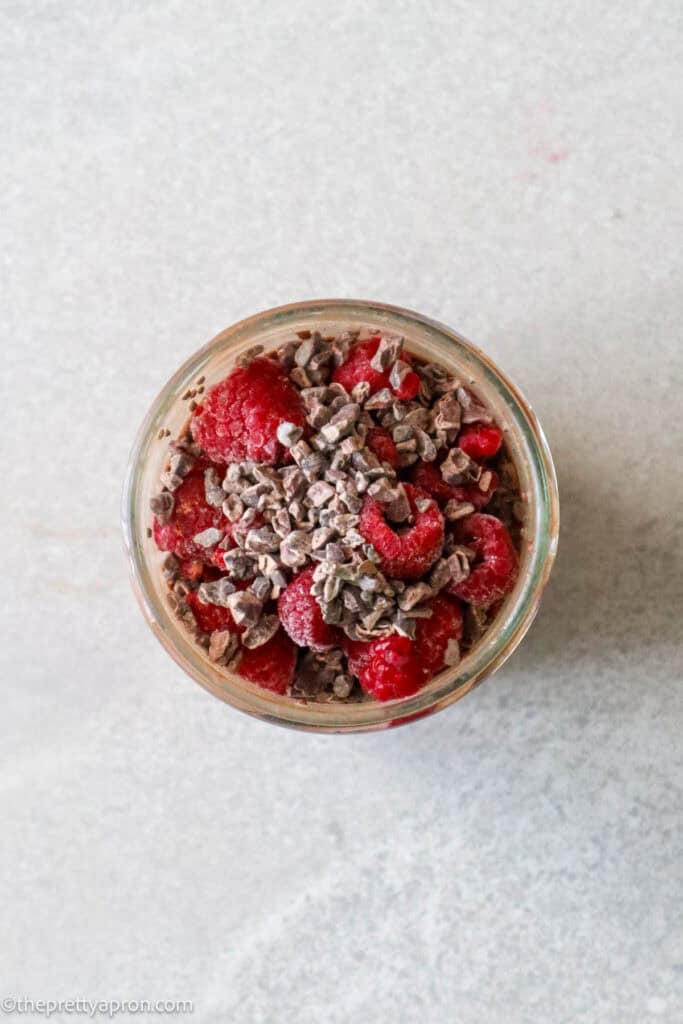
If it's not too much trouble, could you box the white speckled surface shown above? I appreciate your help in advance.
[2,2,682,1021]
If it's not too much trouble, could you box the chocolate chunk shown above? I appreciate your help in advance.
[271,508,293,539]
[441,447,481,485]
[281,466,306,500]
[276,341,298,369]
[198,577,237,607]
[242,614,280,649]
[385,484,411,524]
[389,359,412,390]
[222,494,244,522]
[364,388,394,411]
[250,576,272,601]
[446,547,472,585]
[193,527,224,548]
[209,630,237,663]
[351,380,371,404]
[223,550,258,580]
[226,590,262,627]
[236,344,264,368]
[414,429,437,462]
[280,530,312,568]
[428,558,452,592]
[308,481,335,507]
[456,386,493,424]
[276,421,304,448]
[294,335,318,367]
[150,491,175,524]
[290,366,312,389]
[443,638,461,667]
[161,553,180,581]
[332,674,354,699]
[398,582,433,611]
[444,500,476,521]
[434,393,462,431]
[369,334,403,372]
[290,439,313,465]
[203,467,225,508]
[244,527,281,553]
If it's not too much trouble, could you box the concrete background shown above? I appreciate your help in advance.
[2,2,682,1021]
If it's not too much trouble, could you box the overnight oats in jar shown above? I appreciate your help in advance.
[122,300,559,732]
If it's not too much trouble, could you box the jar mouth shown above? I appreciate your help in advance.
[122,299,559,733]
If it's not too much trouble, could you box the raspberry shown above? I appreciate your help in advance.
[278,566,342,651]
[344,597,463,699]
[185,589,242,634]
[237,629,297,694]
[359,483,444,580]
[409,463,455,504]
[351,635,428,701]
[457,423,503,460]
[343,637,374,680]
[448,513,519,607]
[366,426,399,468]
[332,337,387,394]
[153,467,231,562]
[192,357,306,465]
[331,336,419,400]
[414,595,464,673]
[409,462,497,510]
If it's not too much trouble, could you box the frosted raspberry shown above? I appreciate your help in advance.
[410,462,497,510]
[237,629,297,694]
[448,513,519,607]
[414,595,464,674]
[332,337,387,394]
[343,637,374,680]
[331,336,419,400]
[457,423,503,460]
[366,426,399,468]
[358,483,444,580]
[193,357,306,465]
[344,596,463,699]
[351,635,428,701]
[153,468,230,562]
[278,566,342,651]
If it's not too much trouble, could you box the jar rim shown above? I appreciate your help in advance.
[122,299,560,733]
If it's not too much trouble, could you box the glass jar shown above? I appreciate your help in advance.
[122,300,559,733]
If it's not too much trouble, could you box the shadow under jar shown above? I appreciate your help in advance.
[122,300,559,733]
